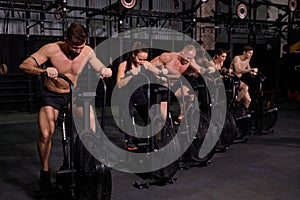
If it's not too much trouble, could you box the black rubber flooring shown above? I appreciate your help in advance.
[0,105,300,200]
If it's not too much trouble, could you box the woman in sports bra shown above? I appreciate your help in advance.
[116,42,167,151]
[209,48,231,76]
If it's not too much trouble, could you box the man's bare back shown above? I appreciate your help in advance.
[151,52,192,79]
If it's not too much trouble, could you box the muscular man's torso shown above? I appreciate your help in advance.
[43,42,92,93]
[232,55,250,78]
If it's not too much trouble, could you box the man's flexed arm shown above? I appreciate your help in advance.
[151,52,181,79]
[151,52,172,66]
[88,49,112,78]
[19,44,52,75]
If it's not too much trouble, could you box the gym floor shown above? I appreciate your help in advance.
[0,103,300,200]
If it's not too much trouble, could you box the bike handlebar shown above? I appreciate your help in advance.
[256,72,266,82]
[57,73,74,87]
[42,71,74,87]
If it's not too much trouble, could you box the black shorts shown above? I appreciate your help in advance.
[151,81,182,103]
[40,88,70,111]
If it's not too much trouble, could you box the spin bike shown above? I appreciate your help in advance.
[52,73,112,199]
[176,74,214,169]
[248,72,278,135]
[222,71,251,143]
[119,71,179,188]
[224,71,278,140]
[196,71,238,152]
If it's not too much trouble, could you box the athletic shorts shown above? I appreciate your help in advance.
[40,88,70,111]
[151,80,181,102]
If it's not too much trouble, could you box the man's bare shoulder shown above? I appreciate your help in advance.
[161,52,175,57]
[39,42,63,54]
[44,41,62,48]
[232,55,241,61]
[232,55,243,65]
[78,45,94,59]
[159,52,175,62]
[83,45,93,51]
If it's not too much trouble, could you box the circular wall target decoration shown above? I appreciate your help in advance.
[237,3,247,19]
[289,0,297,11]
[120,0,137,9]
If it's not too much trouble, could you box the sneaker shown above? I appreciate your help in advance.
[39,169,51,191]
[174,118,182,125]
[125,139,138,151]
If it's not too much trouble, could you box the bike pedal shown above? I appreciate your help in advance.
[178,161,189,171]
[133,181,149,189]
[233,137,248,144]
[215,147,226,153]
[56,169,76,174]
[236,114,251,121]
[34,186,62,198]
[137,142,150,147]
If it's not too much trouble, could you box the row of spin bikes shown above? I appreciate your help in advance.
[116,69,278,188]
[36,70,278,199]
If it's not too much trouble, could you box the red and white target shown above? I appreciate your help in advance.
[289,0,297,12]
[120,0,137,9]
[237,3,247,19]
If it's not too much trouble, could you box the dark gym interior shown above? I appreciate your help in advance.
[0,0,300,200]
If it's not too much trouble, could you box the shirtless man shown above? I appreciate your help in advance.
[19,23,112,190]
[231,45,258,111]
[151,44,214,122]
